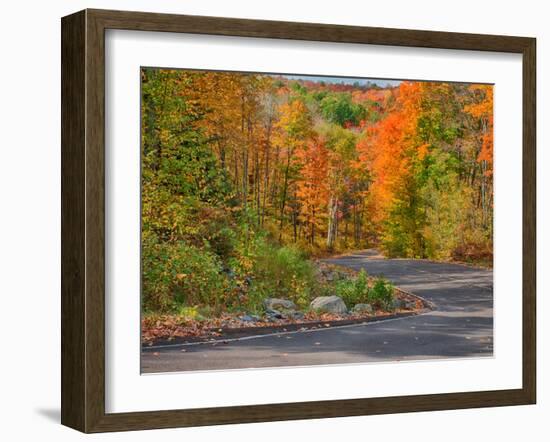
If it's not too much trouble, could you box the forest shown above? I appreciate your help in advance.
[141,68,493,316]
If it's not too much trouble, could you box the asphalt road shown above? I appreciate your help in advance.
[142,250,493,373]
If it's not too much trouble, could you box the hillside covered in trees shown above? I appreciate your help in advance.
[141,69,493,315]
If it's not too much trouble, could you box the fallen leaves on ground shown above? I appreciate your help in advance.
[141,285,425,344]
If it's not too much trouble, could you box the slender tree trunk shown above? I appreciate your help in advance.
[255,148,261,220]
[242,147,248,208]
[153,79,169,171]
[241,96,249,208]
[292,189,298,243]
[271,144,281,204]
[344,218,349,248]
[261,119,272,226]
[278,150,292,241]
[481,160,488,228]
[292,208,298,242]
[218,140,226,170]
[233,148,239,200]
[353,204,358,247]
[327,196,338,250]
[311,207,315,245]
[354,202,364,246]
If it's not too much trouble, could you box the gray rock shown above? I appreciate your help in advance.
[404,300,417,310]
[352,303,374,314]
[265,309,284,319]
[263,298,296,311]
[310,295,347,314]
[267,309,305,320]
[241,314,261,322]
[287,311,304,320]
[393,299,405,310]
[393,299,416,310]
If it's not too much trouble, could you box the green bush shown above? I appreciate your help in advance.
[249,242,317,309]
[196,206,238,261]
[367,277,395,310]
[142,237,228,312]
[334,269,369,307]
[319,93,366,126]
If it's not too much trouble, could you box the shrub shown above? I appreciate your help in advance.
[142,237,228,312]
[367,277,395,310]
[196,206,237,261]
[334,269,369,307]
[249,242,317,309]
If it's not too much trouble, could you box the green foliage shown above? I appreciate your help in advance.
[249,242,317,309]
[142,237,228,312]
[368,278,395,310]
[312,90,328,102]
[334,271,395,310]
[319,93,366,126]
[290,81,307,95]
[381,169,427,258]
[363,99,383,123]
[380,83,492,261]
[334,269,369,307]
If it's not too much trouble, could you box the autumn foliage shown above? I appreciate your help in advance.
[141,69,493,313]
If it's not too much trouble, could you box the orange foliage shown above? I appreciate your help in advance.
[465,85,493,175]
[357,82,423,223]
[295,138,330,241]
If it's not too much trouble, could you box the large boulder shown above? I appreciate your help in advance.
[310,296,347,314]
[352,303,374,314]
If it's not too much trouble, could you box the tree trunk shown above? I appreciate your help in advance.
[261,119,272,226]
[278,151,292,241]
[311,207,315,245]
[233,148,239,200]
[327,196,338,250]
[344,218,348,248]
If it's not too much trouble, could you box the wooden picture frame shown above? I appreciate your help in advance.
[61,8,536,433]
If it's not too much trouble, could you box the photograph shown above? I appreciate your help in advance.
[1,0,543,438]
[140,68,494,373]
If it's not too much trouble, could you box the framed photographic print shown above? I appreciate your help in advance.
[61,9,536,433]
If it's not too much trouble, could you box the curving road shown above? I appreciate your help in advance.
[142,250,493,373]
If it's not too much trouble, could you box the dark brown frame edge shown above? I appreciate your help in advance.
[61,8,536,433]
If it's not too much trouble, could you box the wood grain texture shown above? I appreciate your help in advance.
[89,8,532,53]
[61,10,86,431]
[85,9,108,432]
[522,38,537,403]
[61,8,537,433]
